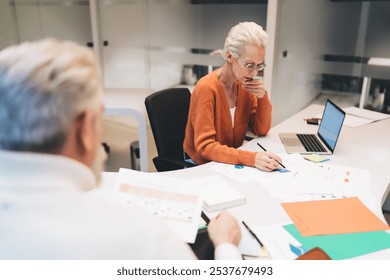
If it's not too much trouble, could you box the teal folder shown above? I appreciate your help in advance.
[284,224,390,259]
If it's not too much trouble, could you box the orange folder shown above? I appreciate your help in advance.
[282,197,390,236]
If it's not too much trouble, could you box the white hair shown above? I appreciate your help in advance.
[0,39,102,153]
[221,21,268,60]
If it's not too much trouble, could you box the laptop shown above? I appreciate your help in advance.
[279,99,346,155]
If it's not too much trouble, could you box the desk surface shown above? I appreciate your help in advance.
[99,103,390,259]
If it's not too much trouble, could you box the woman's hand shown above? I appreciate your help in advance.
[242,78,266,98]
[254,151,283,171]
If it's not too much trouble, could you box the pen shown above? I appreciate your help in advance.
[201,211,210,224]
[256,143,286,169]
[198,211,210,231]
[242,221,263,247]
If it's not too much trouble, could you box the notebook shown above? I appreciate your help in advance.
[279,99,346,155]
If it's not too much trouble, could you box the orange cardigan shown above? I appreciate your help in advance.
[183,71,272,166]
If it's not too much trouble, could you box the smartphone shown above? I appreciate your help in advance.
[252,76,263,81]
[306,118,319,125]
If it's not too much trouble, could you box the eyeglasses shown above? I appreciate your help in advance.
[240,60,266,72]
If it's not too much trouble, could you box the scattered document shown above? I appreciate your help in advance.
[253,154,330,196]
[239,222,268,258]
[195,176,246,212]
[281,197,390,236]
[344,106,390,121]
[249,224,304,260]
[256,156,371,199]
[343,114,373,128]
[209,154,371,200]
[343,106,390,127]
[111,168,203,244]
[208,162,260,184]
[284,223,390,260]
[312,163,371,197]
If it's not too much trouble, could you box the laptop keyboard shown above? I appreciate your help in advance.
[297,134,327,153]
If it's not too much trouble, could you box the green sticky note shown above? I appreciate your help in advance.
[304,154,330,163]
[284,224,390,259]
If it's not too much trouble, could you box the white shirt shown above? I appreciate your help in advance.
[0,151,241,260]
[230,106,236,127]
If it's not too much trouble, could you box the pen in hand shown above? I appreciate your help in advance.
[242,221,263,247]
[256,143,286,169]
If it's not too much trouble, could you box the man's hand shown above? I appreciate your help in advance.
[208,211,241,247]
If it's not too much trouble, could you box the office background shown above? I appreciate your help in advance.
[1,1,389,178]
[1,0,389,121]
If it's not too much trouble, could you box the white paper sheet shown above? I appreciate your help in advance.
[239,222,268,258]
[111,168,203,244]
[208,162,261,184]
[211,154,372,200]
[251,224,302,260]
[344,106,390,121]
[343,114,374,128]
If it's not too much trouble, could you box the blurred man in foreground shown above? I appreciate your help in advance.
[0,39,241,259]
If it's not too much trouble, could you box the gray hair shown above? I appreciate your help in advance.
[221,21,268,60]
[0,39,102,153]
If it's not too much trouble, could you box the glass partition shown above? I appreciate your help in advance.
[271,0,390,124]
[321,1,390,112]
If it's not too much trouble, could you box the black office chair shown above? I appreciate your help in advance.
[145,88,196,172]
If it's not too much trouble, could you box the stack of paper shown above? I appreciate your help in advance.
[200,176,246,212]
[280,197,390,259]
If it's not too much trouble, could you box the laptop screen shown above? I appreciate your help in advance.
[318,100,346,152]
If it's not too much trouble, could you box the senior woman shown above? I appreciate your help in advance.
[183,21,283,171]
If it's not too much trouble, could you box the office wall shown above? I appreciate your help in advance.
[5,1,92,45]
[270,0,362,125]
[149,3,267,90]
[99,1,267,90]
[197,4,267,50]
[1,1,267,90]
[99,1,149,88]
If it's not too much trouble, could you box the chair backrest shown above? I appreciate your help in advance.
[145,87,191,164]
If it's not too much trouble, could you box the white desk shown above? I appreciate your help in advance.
[103,88,154,172]
[261,104,390,209]
[98,103,390,259]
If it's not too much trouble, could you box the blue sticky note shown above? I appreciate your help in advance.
[273,168,290,173]
[289,243,306,256]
